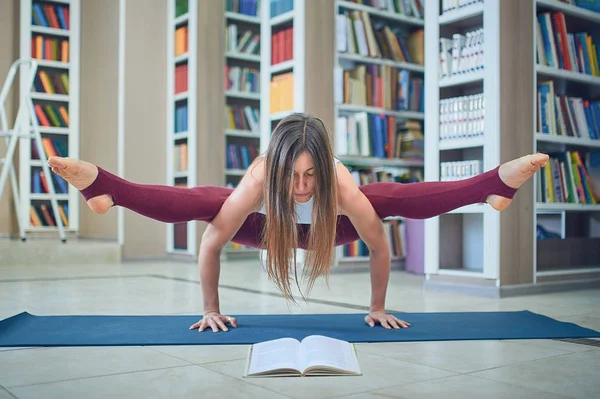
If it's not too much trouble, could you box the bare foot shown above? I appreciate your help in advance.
[48,156,114,214]
[487,153,550,211]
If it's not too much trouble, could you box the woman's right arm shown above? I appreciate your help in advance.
[189,157,265,332]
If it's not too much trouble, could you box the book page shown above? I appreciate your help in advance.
[246,338,301,376]
[299,335,361,375]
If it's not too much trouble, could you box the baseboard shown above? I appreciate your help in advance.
[0,238,122,266]
[499,278,600,297]
[424,277,600,298]
[120,253,195,263]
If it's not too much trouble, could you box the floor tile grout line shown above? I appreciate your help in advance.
[352,347,463,375]
[5,364,194,390]
[465,369,577,399]
[0,384,18,399]
[195,363,296,399]
[463,350,584,377]
[353,339,584,378]
[327,374,463,399]
[335,372,574,399]
[0,274,151,283]
[0,347,42,353]
[141,347,197,366]
[145,346,248,366]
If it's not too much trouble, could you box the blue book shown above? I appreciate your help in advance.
[33,4,48,27]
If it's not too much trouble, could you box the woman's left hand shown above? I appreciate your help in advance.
[365,311,411,329]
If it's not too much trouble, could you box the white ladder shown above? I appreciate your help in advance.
[0,59,67,242]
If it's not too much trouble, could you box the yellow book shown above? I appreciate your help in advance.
[544,163,554,202]
[35,36,43,59]
[58,106,69,126]
[60,73,69,93]
[44,105,61,127]
[61,40,69,63]
[29,205,42,227]
[58,204,69,226]
[39,71,55,94]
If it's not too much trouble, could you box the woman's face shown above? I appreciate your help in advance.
[292,151,316,203]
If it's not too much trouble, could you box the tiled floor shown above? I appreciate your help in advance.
[0,258,599,398]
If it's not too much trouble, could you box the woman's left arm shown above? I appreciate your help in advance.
[336,165,410,329]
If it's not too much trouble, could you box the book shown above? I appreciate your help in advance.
[243,335,362,377]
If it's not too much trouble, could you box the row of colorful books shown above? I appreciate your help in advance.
[343,0,423,18]
[31,137,68,160]
[31,1,70,30]
[30,202,69,228]
[31,36,69,63]
[31,169,68,195]
[537,11,600,76]
[225,105,260,132]
[227,0,260,16]
[335,113,423,160]
[537,81,600,140]
[33,70,69,95]
[343,219,406,258]
[337,11,424,65]
[35,104,69,128]
[226,24,260,55]
[226,143,259,170]
[538,150,600,204]
[225,66,260,94]
[336,65,424,112]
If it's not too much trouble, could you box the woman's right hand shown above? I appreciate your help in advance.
[189,312,237,332]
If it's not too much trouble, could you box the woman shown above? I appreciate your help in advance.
[48,113,549,333]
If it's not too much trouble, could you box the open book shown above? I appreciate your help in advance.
[244,335,362,377]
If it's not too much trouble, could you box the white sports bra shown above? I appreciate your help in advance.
[257,157,341,224]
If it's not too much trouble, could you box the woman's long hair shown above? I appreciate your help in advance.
[261,113,338,302]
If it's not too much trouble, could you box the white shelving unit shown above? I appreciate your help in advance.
[532,0,600,282]
[19,0,80,235]
[166,0,197,255]
[260,0,304,152]
[223,1,262,259]
[424,0,502,280]
[332,0,426,268]
[422,0,600,296]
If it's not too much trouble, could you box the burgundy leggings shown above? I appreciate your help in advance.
[80,166,517,249]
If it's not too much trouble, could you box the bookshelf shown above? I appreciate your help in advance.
[19,0,80,235]
[223,0,262,259]
[423,0,600,297]
[423,0,532,294]
[166,0,197,255]
[533,0,600,283]
[332,0,425,269]
[260,0,303,153]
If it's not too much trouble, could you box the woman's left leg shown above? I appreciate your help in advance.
[359,165,516,220]
[332,167,512,246]
[334,154,548,246]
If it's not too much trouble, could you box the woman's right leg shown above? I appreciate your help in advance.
[49,157,233,224]
[80,166,233,224]
[49,157,270,249]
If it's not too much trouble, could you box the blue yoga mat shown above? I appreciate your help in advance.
[1,311,599,347]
